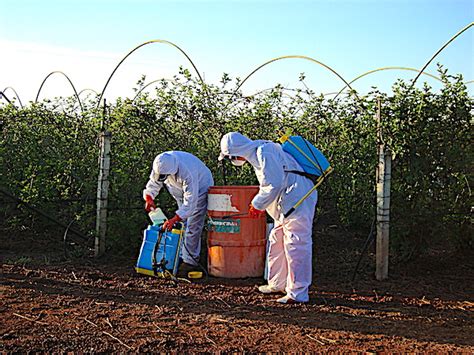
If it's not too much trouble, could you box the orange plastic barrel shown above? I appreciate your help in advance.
[207,186,267,278]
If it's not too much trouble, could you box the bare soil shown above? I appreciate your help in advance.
[1,221,473,352]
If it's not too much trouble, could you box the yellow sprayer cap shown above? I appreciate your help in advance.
[188,271,203,279]
[278,134,289,144]
[278,128,293,143]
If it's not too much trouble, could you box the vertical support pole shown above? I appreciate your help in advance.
[95,130,111,256]
[376,98,391,280]
[95,98,111,257]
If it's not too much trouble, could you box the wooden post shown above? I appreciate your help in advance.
[95,130,111,257]
[375,98,391,280]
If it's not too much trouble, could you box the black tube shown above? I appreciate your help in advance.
[284,207,295,218]
[351,217,376,282]
[0,187,89,240]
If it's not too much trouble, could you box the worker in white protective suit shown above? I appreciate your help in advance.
[143,151,214,274]
[219,132,317,304]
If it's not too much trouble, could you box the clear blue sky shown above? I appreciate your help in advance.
[1,0,473,103]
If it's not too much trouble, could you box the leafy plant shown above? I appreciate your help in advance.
[1,66,472,256]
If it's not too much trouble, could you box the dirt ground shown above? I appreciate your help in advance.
[1,220,473,352]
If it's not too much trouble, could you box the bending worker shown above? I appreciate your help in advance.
[143,151,214,274]
[219,132,317,304]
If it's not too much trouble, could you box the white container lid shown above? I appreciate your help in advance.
[148,208,167,226]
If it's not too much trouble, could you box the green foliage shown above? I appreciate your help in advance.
[1,66,472,256]
[1,102,99,234]
[384,68,473,254]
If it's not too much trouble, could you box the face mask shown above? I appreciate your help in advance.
[231,159,246,167]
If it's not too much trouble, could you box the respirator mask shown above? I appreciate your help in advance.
[225,155,246,167]
[231,159,246,167]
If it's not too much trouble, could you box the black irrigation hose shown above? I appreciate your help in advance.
[351,217,376,282]
[0,187,89,241]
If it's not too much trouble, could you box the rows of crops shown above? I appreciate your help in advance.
[1,66,472,257]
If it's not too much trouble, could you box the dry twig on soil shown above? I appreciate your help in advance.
[103,331,133,350]
[13,313,48,325]
[216,296,231,308]
[306,334,325,345]
[205,334,217,346]
[105,317,114,329]
[83,318,98,327]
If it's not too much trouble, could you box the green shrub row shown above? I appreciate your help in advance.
[1,67,472,255]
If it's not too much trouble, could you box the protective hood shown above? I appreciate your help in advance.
[219,132,271,161]
[152,152,179,176]
[144,150,214,220]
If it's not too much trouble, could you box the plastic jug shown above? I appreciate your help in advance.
[148,208,167,226]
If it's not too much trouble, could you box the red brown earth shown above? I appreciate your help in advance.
[1,221,473,352]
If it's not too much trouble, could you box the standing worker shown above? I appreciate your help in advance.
[143,151,214,275]
[219,132,317,304]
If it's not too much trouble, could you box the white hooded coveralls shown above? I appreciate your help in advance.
[220,132,317,302]
[143,151,214,266]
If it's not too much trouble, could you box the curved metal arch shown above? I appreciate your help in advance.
[96,39,204,109]
[78,88,99,97]
[225,86,296,109]
[323,92,339,97]
[2,86,24,108]
[411,22,474,88]
[131,78,178,103]
[233,55,359,101]
[236,86,306,99]
[71,89,100,110]
[35,71,84,112]
[334,66,443,99]
[221,85,319,122]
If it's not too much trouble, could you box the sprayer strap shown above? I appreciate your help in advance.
[152,230,164,276]
[285,170,319,185]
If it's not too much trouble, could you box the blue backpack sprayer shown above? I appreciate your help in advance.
[135,209,185,280]
[278,129,333,217]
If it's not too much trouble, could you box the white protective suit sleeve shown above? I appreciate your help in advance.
[251,145,286,211]
[143,171,164,200]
